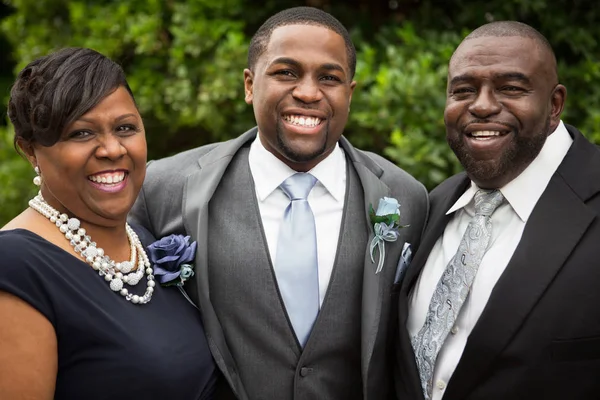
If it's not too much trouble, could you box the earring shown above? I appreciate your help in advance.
[33,166,42,186]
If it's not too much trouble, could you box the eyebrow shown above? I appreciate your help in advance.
[449,72,531,86]
[270,57,346,74]
[77,113,138,124]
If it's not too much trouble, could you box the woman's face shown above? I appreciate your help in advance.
[27,86,147,227]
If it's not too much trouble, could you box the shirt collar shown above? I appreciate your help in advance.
[248,133,346,202]
[446,121,573,221]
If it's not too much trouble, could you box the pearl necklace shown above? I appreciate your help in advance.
[29,192,155,305]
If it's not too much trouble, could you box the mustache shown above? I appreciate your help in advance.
[460,119,516,132]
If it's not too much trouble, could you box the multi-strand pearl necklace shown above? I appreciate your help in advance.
[29,192,155,305]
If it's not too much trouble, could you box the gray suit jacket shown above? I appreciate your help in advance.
[130,127,429,399]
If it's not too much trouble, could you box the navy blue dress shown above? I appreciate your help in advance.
[0,228,216,399]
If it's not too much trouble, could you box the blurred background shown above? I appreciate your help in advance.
[1,0,599,226]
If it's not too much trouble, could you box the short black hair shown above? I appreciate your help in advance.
[462,21,558,80]
[247,6,356,78]
[8,47,133,150]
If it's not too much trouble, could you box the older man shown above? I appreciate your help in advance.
[395,21,600,400]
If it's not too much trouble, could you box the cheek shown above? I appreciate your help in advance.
[38,148,82,179]
[511,103,547,128]
[444,105,461,127]
[128,139,148,181]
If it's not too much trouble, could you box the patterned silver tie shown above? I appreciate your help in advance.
[411,189,505,399]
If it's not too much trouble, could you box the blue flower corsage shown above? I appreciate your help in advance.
[147,234,196,287]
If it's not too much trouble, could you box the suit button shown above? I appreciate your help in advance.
[299,367,313,377]
[451,326,459,335]
[436,379,446,390]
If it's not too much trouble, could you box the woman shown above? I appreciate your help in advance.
[0,48,216,399]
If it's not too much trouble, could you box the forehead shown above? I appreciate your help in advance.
[261,24,349,71]
[449,36,552,81]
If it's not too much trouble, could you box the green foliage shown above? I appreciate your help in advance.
[0,125,37,222]
[350,24,463,188]
[0,0,599,226]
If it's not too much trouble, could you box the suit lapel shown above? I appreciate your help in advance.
[445,127,600,399]
[183,128,257,400]
[396,174,470,400]
[402,175,470,296]
[340,139,395,385]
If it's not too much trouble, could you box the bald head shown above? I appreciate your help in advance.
[454,21,558,82]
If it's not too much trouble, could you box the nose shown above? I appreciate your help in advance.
[292,76,323,104]
[95,134,126,160]
[468,87,501,118]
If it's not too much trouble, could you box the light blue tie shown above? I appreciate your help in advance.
[275,172,319,347]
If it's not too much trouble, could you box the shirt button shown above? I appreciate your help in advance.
[436,379,446,390]
[451,325,459,335]
[299,367,313,377]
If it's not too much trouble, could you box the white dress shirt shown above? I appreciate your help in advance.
[248,134,347,306]
[407,121,573,399]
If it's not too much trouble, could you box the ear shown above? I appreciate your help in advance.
[17,138,37,168]
[348,80,357,108]
[243,69,254,104]
[549,84,567,132]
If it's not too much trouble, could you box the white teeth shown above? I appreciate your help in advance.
[471,130,502,137]
[284,114,321,127]
[89,172,126,185]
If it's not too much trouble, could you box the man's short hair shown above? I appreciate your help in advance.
[247,6,356,78]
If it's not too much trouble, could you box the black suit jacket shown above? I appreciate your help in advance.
[395,125,600,400]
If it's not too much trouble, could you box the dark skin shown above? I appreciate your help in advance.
[0,87,146,399]
[444,35,567,189]
[244,24,356,172]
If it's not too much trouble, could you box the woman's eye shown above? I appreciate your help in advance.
[116,125,138,134]
[69,130,93,139]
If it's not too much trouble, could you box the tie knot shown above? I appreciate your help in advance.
[280,173,317,201]
[474,189,505,216]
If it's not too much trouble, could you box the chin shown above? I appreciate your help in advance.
[279,141,328,164]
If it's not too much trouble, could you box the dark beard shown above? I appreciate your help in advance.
[275,119,329,163]
[448,117,550,187]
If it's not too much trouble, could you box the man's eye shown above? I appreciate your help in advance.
[452,87,475,94]
[501,86,524,92]
[274,70,295,77]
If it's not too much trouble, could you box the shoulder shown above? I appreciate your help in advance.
[143,129,257,189]
[0,229,40,261]
[144,143,220,186]
[0,229,66,276]
[0,229,58,322]
[351,147,428,204]
[429,172,469,207]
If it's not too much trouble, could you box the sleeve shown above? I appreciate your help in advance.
[0,232,57,327]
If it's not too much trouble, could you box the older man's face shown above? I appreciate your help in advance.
[444,35,566,189]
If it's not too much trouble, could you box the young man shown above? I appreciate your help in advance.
[131,7,428,400]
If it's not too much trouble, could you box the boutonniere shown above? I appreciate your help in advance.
[147,234,197,286]
[369,197,408,274]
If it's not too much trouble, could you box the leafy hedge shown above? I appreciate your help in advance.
[0,0,598,225]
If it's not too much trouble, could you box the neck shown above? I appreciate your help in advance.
[82,222,131,262]
[29,194,132,263]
